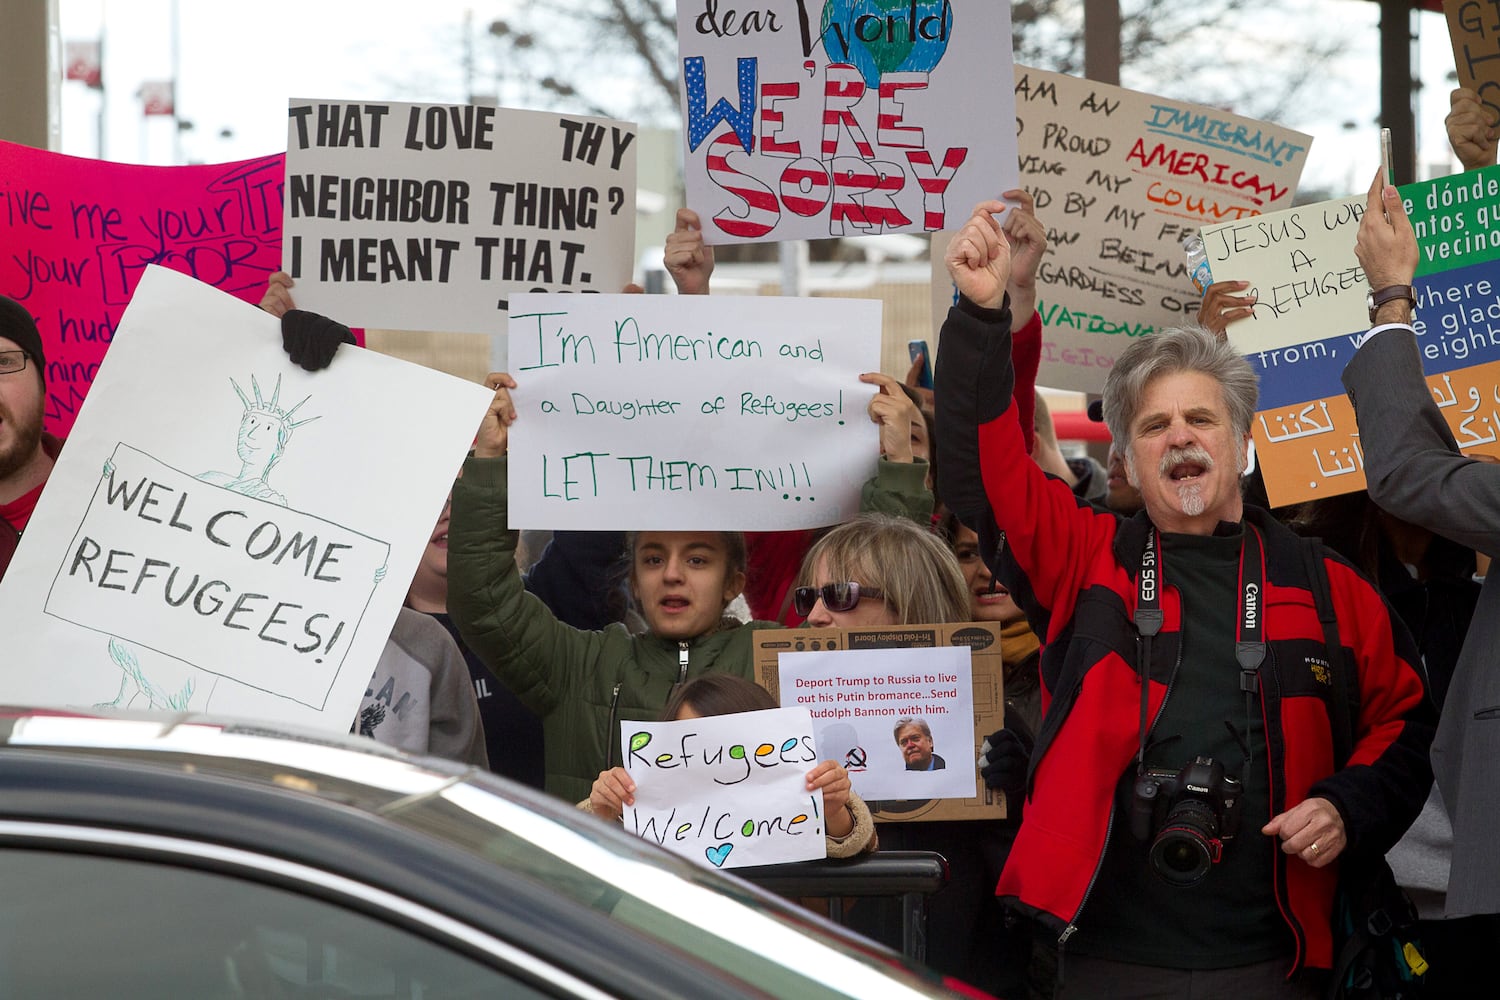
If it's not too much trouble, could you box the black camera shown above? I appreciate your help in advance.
[1129,756,1242,886]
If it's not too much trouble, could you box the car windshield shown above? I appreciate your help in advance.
[383,778,952,1000]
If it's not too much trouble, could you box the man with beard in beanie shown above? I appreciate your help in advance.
[0,295,59,583]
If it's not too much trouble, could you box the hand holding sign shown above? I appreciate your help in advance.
[1197,281,1257,338]
[590,766,637,821]
[664,208,715,296]
[1001,188,1047,327]
[1354,170,1419,300]
[945,201,1013,311]
[1449,87,1500,172]
[475,372,519,459]
[861,371,924,464]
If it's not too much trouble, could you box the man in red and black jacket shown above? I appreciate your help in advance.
[0,295,60,583]
[935,202,1435,998]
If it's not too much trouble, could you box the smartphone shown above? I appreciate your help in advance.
[908,340,933,389]
[1380,127,1394,186]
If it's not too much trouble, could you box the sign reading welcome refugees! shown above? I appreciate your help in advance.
[1204,163,1500,505]
[1010,68,1312,391]
[622,707,826,869]
[0,141,285,437]
[282,100,638,333]
[675,0,1016,245]
[504,292,882,530]
[0,267,494,733]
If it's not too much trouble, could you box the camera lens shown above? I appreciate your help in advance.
[1148,799,1220,886]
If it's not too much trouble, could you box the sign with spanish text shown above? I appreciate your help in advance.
[282,100,637,334]
[622,707,827,869]
[1446,0,1500,122]
[504,292,882,530]
[0,266,494,732]
[676,0,1016,245]
[1012,67,1312,391]
[1204,164,1500,505]
[0,141,286,438]
[776,644,973,801]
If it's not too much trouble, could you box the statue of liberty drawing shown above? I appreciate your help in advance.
[99,373,319,711]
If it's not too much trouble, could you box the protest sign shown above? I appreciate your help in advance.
[504,292,881,530]
[755,621,1004,822]
[1446,0,1500,122]
[283,100,637,339]
[1203,164,1500,506]
[1011,67,1312,391]
[775,644,973,801]
[0,266,494,732]
[0,141,285,438]
[622,707,827,869]
[675,0,1016,245]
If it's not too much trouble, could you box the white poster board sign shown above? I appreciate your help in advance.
[504,292,882,530]
[622,707,826,869]
[778,645,973,800]
[676,0,1017,244]
[0,266,494,732]
[1012,67,1312,391]
[283,99,638,337]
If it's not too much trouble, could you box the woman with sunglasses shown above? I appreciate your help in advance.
[584,674,877,858]
[795,514,1024,994]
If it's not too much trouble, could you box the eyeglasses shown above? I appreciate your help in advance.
[0,351,29,375]
[793,581,885,617]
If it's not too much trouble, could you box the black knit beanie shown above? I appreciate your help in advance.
[0,295,45,386]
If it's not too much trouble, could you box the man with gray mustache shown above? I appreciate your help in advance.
[935,200,1434,998]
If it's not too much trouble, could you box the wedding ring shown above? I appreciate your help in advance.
[1308,842,1321,856]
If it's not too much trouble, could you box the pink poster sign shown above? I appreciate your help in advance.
[0,142,288,436]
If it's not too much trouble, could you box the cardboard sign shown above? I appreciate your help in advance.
[622,707,827,869]
[282,100,637,338]
[754,621,1006,823]
[676,0,1017,245]
[504,292,882,530]
[777,645,973,800]
[0,141,286,437]
[1204,164,1500,505]
[1012,67,1312,392]
[0,266,494,732]
[1446,0,1500,122]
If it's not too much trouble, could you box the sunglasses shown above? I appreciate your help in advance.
[793,581,885,618]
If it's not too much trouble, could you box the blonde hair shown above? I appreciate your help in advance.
[800,514,969,625]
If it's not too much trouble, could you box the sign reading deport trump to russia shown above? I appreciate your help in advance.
[504,291,882,531]
[777,645,974,801]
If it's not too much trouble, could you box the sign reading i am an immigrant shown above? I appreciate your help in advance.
[1011,67,1311,392]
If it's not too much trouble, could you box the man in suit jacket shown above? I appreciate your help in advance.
[895,717,945,770]
[1343,168,1500,919]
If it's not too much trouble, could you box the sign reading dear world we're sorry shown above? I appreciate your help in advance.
[505,293,881,530]
[677,0,1017,244]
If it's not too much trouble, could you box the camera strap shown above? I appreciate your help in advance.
[1133,525,1266,779]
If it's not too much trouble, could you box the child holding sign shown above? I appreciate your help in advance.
[584,674,877,859]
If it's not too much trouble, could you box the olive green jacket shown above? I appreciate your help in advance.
[448,456,784,802]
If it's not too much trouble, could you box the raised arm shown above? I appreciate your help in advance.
[1343,171,1500,556]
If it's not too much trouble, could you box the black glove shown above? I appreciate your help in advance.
[980,714,1036,805]
[282,309,355,371]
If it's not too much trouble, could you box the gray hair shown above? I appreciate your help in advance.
[894,717,932,742]
[1100,323,1258,456]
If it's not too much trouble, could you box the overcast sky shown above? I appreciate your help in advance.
[57,0,1464,196]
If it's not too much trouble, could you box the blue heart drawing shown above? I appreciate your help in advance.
[705,843,734,867]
